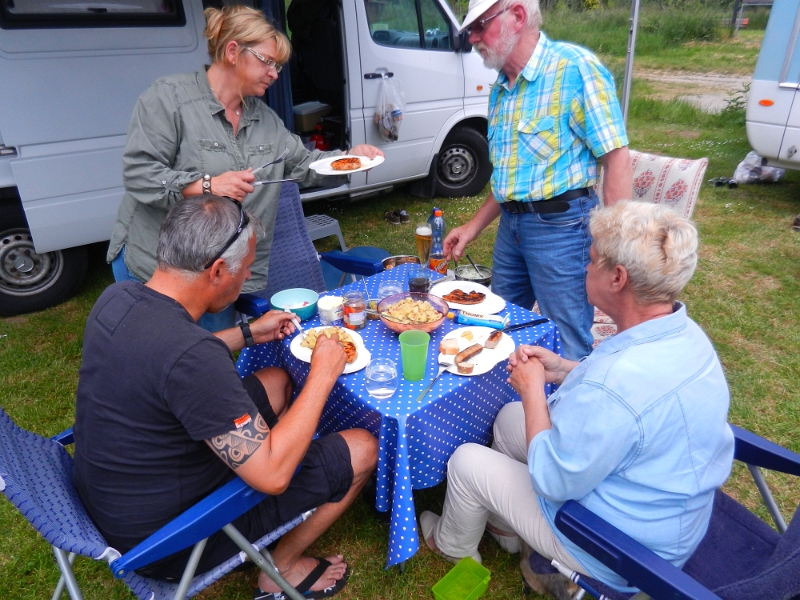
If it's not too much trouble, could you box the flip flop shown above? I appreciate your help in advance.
[253,557,350,600]
[384,210,401,225]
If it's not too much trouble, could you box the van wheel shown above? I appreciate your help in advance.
[0,202,88,317]
[435,127,492,197]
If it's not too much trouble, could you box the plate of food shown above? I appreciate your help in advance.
[430,280,506,314]
[308,155,385,175]
[437,326,516,377]
[289,326,371,374]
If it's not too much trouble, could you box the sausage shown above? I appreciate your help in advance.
[484,330,503,349]
[455,343,483,365]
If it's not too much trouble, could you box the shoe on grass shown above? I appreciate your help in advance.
[793,214,800,232]
[486,522,520,554]
[419,511,482,565]
[398,209,410,224]
[384,210,400,225]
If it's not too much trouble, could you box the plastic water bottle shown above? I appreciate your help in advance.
[428,208,447,275]
[427,206,440,229]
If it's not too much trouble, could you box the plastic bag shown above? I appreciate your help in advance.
[374,74,405,142]
[732,151,785,184]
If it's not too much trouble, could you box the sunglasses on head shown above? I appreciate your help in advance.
[466,5,511,36]
[204,197,250,270]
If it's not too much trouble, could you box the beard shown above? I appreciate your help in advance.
[475,19,520,71]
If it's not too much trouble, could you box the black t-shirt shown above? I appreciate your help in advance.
[74,281,258,553]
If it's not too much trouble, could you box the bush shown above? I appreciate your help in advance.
[640,9,720,46]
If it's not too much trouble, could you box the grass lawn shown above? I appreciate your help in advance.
[2,17,799,600]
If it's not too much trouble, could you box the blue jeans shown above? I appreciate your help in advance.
[111,247,237,333]
[491,194,597,360]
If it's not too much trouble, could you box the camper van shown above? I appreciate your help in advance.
[746,0,800,170]
[0,0,495,316]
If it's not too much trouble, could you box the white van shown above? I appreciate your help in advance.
[746,0,800,170]
[0,0,495,315]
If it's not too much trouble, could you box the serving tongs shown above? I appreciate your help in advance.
[252,148,289,174]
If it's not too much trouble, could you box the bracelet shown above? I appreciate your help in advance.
[239,322,255,347]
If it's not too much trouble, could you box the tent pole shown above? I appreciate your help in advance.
[622,0,640,124]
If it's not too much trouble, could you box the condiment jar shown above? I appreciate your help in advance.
[343,291,366,330]
[318,295,344,326]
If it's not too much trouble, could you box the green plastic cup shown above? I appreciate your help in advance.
[398,330,431,382]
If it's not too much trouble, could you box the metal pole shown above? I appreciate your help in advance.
[622,0,641,124]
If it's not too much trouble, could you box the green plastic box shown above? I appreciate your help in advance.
[432,557,491,600]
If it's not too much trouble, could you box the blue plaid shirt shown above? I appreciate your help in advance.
[488,33,628,202]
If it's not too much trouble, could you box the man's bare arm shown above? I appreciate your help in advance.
[206,413,270,470]
[600,147,632,207]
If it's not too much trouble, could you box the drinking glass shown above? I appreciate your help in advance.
[365,358,399,398]
[407,267,432,293]
[415,223,432,266]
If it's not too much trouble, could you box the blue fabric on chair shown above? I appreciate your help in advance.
[0,408,309,600]
[529,424,800,600]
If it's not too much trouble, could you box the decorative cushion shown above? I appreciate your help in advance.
[597,150,708,219]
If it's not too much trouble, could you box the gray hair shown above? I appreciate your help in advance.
[157,195,264,276]
[589,201,698,305]
[500,0,541,29]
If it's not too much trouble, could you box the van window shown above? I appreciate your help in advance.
[366,0,452,50]
[0,0,185,29]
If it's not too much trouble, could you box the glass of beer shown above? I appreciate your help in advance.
[415,223,432,266]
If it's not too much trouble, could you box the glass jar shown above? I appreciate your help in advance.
[343,291,366,330]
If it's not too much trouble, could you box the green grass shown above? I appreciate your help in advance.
[2,14,799,600]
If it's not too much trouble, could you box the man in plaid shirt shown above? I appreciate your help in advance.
[444,0,632,360]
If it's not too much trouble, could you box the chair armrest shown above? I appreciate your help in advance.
[111,477,267,576]
[320,251,385,277]
[51,427,74,446]
[554,501,721,600]
[731,424,800,476]
[235,293,271,318]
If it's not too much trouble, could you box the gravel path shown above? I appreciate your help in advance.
[635,69,751,113]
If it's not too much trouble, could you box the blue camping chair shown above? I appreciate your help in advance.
[526,424,800,600]
[0,408,312,600]
[235,182,389,317]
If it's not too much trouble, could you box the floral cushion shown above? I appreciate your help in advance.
[597,150,708,219]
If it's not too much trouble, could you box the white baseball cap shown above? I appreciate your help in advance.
[459,0,501,33]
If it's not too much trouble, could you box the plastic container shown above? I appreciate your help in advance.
[318,295,344,326]
[293,101,331,132]
[432,557,491,600]
[428,208,447,274]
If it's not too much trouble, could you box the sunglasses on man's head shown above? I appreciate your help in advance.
[204,198,250,270]
[466,6,511,36]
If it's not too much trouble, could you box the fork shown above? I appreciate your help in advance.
[415,359,452,403]
[252,148,289,174]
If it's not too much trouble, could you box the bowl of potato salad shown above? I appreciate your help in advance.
[376,292,449,334]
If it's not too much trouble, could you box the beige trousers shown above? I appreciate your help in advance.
[433,402,586,574]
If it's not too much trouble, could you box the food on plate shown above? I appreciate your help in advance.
[300,327,354,350]
[382,297,442,324]
[341,341,358,364]
[455,343,483,365]
[484,330,503,349]
[331,157,362,171]
[439,338,460,355]
[442,289,486,305]
[461,330,474,341]
[457,360,475,375]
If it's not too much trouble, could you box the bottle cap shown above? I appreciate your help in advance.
[434,209,442,216]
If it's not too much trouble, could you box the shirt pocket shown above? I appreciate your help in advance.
[517,114,557,162]
[198,139,231,174]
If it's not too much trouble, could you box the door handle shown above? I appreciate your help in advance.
[364,72,394,79]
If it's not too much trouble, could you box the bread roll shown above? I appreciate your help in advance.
[439,338,459,355]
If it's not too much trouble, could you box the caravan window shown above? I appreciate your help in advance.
[366,0,452,50]
[0,0,185,28]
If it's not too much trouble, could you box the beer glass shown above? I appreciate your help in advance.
[415,223,432,266]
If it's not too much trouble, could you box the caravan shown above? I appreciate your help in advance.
[0,0,495,315]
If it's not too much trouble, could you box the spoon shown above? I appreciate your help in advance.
[252,148,289,174]
[415,359,453,403]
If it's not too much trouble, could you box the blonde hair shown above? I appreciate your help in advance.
[589,201,698,305]
[204,6,291,66]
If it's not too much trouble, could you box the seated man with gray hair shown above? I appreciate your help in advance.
[420,201,734,595]
[74,195,377,600]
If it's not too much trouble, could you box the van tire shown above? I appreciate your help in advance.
[434,127,492,197]
[0,202,88,317]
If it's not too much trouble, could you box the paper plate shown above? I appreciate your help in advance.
[430,280,506,314]
[289,327,370,374]
[309,155,385,175]
[437,326,516,376]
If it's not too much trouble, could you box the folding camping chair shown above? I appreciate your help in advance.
[526,424,800,600]
[0,408,311,600]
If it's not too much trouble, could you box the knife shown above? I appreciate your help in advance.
[503,317,550,333]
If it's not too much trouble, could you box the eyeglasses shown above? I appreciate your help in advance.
[204,198,250,270]
[243,46,283,73]
[466,6,511,36]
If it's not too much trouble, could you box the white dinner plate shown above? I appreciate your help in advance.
[289,327,371,374]
[437,326,516,377]
[430,280,506,314]
[308,155,385,175]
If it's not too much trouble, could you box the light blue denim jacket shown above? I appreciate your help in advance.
[529,303,734,591]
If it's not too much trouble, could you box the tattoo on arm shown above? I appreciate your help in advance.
[206,413,270,469]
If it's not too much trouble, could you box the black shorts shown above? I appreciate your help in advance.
[136,377,354,581]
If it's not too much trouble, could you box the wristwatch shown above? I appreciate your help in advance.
[239,322,255,347]
[202,174,212,194]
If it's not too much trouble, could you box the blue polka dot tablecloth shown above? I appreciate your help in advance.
[236,265,561,568]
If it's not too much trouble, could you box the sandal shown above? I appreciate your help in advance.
[384,210,401,225]
[419,511,482,565]
[398,209,410,224]
[253,557,350,600]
